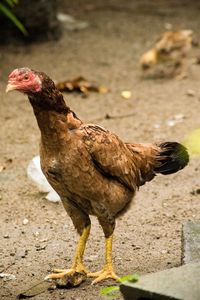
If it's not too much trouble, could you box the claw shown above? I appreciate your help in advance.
[44,268,87,287]
[88,269,119,285]
[44,269,74,281]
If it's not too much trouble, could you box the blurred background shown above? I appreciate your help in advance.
[0,1,200,299]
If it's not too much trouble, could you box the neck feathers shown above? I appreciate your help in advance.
[28,75,82,137]
[28,71,70,114]
[28,88,70,114]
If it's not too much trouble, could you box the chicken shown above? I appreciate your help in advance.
[140,30,195,79]
[6,68,189,285]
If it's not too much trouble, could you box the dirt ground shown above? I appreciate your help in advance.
[1,0,200,299]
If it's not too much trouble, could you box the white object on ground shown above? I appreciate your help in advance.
[27,156,60,202]
[121,90,132,99]
[22,218,29,225]
[57,13,89,31]
[0,273,16,281]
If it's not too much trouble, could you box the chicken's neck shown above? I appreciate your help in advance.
[28,90,82,150]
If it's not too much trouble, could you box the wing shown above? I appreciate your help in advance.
[125,143,159,184]
[155,31,193,54]
[80,124,142,191]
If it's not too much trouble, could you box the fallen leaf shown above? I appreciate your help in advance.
[18,280,53,298]
[183,128,200,156]
[56,76,109,95]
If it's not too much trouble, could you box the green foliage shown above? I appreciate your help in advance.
[100,274,139,298]
[184,128,200,157]
[0,0,28,35]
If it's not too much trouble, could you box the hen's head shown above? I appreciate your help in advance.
[6,68,69,113]
[140,49,157,70]
[6,68,44,94]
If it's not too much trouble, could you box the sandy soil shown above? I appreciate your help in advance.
[1,0,200,299]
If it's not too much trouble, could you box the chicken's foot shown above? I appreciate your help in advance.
[45,225,90,281]
[88,235,119,284]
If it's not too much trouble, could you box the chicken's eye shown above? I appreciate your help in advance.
[24,75,29,80]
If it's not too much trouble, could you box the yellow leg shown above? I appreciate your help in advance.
[45,225,90,280]
[88,234,119,284]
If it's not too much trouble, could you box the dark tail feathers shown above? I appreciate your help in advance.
[154,142,189,175]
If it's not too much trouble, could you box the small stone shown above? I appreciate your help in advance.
[174,114,184,120]
[33,231,39,237]
[3,234,9,239]
[35,244,47,251]
[121,90,132,99]
[161,249,168,254]
[39,238,48,243]
[57,13,89,31]
[0,273,16,281]
[86,255,98,262]
[153,123,160,129]
[22,218,29,225]
[166,120,175,127]
[186,89,195,97]
[164,23,172,30]
[0,166,5,172]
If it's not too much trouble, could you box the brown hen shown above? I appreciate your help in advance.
[6,68,189,284]
[140,30,196,79]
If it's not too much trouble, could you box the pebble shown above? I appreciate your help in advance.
[186,89,195,97]
[22,218,29,225]
[121,90,132,99]
[153,123,160,129]
[57,13,89,31]
[0,273,16,281]
[33,231,39,237]
[166,120,175,127]
[86,255,98,262]
[166,114,184,127]
[35,244,47,251]
[164,23,172,30]
[174,114,184,120]
[16,249,28,259]
[3,234,9,239]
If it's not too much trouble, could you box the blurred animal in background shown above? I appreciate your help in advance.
[55,76,109,95]
[140,30,198,79]
[6,68,189,286]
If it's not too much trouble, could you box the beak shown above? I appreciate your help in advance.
[6,83,17,93]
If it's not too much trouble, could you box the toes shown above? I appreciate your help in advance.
[44,269,74,281]
[87,271,103,278]
[90,271,119,285]
[52,268,72,273]
[44,272,67,281]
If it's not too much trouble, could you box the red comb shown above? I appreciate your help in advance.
[8,68,32,79]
